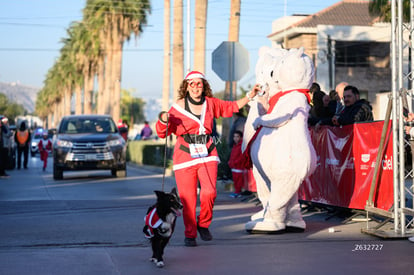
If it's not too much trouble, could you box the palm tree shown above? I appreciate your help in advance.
[222,0,241,143]
[193,0,208,72]
[162,0,171,111]
[70,21,100,115]
[83,0,151,121]
[65,22,86,115]
[369,0,410,22]
[173,0,184,101]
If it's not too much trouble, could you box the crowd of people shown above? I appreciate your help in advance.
[0,117,54,178]
[153,69,394,246]
[307,81,374,127]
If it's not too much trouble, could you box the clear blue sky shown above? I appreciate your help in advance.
[0,0,339,102]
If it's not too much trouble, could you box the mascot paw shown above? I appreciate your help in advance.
[252,118,262,130]
[245,219,285,234]
[250,209,265,221]
[285,220,306,233]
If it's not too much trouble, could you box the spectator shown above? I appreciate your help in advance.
[15,121,31,169]
[334,81,348,114]
[309,82,321,101]
[38,131,52,171]
[308,90,334,126]
[228,106,256,194]
[404,112,414,137]
[0,117,12,178]
[228,130,248,198]
[323,94,331,107]
[156,70,260,247]
[331,85,373,126]
[228,107,247,147]
[326,89,339,117]
[329,89,338,101]
[140,121,153,140]
[117,119,128,141]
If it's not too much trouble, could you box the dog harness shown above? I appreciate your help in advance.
[143,208,162,238]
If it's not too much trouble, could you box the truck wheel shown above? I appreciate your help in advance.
[112,169,126,178]
[53,164,63,180]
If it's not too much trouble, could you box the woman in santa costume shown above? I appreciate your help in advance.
[156,71,260,247]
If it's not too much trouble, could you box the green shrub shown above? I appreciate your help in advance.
[127,140,173,167]
[215,137,232,180]
[127,138,230,178]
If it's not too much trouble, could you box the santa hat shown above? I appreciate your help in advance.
[185,71,205,80]
[1,117,8,123]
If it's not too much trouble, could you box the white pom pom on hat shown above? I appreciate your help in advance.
[185,71,205,80]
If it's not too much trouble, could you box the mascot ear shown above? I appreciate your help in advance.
[297,47,305,57]
[258,46,271,56]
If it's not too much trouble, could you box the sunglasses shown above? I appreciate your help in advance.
[188,81,203,88]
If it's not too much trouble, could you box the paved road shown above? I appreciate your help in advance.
[0,158,413,275]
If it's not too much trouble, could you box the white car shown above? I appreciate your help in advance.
[30,129,45,157]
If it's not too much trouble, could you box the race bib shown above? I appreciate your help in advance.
[189,143,208,158]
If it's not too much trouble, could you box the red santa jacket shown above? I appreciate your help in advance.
[228,141,248,172]
[156,97,239,171]
[38,139,52,152]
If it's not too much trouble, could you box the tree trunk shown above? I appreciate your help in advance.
[112,15,123,122]
[222,0,241,143]
[97,55,106,114]
[83,64,94,114]
[172,0,184,101]
[104,33,113,115]
[112,42,122,121]
[194,0,208,72]
[75,84,82,114]
[162,0,171,111]
[65,87,72,116]
[53,103,59,127]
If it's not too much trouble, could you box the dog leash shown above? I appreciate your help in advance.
[161,115,169,192]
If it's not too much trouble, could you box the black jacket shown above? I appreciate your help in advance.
[337,99,373,125]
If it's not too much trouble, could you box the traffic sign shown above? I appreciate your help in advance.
[212,41,249,82]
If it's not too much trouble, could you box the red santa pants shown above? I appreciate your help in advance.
[174,161,217,238]
[40,150,49,169]
[231,170,245,194]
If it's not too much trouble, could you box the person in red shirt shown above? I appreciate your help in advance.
[38,131,52,171]
[228,130,248,198]
[156,70,260,247]
[117,119,128,141]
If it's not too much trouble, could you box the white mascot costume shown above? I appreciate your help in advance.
[243,47,317,233]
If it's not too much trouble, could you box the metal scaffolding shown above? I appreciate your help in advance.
[363,0,414,238]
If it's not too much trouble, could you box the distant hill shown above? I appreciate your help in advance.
[0,82,39,113]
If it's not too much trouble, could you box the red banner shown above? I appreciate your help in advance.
[299,121,394,210]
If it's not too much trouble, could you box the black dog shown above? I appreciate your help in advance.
[143,187,182,268]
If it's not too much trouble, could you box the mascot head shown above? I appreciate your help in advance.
[274,47,314,92]
[255,46,287,97]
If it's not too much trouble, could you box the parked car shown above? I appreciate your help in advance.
[52,114,127,180]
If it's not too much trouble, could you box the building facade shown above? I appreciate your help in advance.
[267,0,400,119]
